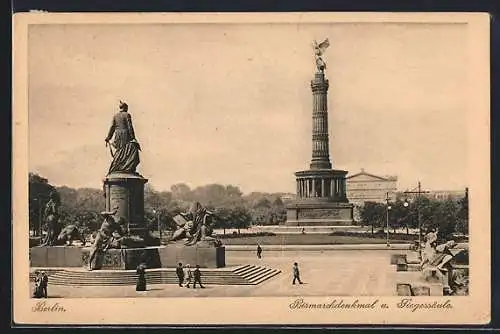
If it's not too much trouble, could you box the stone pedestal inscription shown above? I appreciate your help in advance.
[109,186,129,223]
[298,208,341,219]
[103,172,148,237]
[81,247,162,270]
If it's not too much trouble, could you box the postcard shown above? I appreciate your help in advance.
[12,12,490,325]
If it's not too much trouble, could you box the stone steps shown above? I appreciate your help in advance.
[30,265,281,286]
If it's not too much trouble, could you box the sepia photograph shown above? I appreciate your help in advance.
[13,12,490,325]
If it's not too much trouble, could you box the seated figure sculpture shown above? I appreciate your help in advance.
[87,210,126,270]
[420,238,459,294]
[420,229,439,264]
[421,240,457,272]
[56,224,86,246]
[170,202,221,246]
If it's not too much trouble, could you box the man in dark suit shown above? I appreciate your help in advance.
[193,265,205,289]
[40,271,49,298]
[292,262,303,285]
[176,263,185,287]
[257,244,262,259]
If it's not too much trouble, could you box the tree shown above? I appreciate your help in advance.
[188,184,244,208]
[359,202,386,234]
[29,173,56,236]
[144,184,186,233]
[144,184,163,212]
[75,188,105,212]
[389,199,412,234]
[433,199,460,241]
[57,186,78,205]
[227,206,252,233]
[170,183,192,201]
[55,186,104,236]
[456,188,469,235]
[213,207,231,234]
[212,206,252,233]
[273,197,284,207]
[69,210,100,237]
[251,198,272,225]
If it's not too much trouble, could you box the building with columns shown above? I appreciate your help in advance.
[346,169,398,206]
[285,60,354,226]
[346,170,467,205]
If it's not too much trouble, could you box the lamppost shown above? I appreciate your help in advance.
[153,209,161,243]
[386,192,392,247]
[403,181,430,259]
[403,199,411,245]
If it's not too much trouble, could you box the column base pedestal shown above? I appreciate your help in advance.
[285,201,354,226]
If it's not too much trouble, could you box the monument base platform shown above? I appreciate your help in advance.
[81,247,162,270]
[158,243,225,268]
[285,200,354,226]
[252,225,362,234]
[30,244,226,269]
[30,246,84,268]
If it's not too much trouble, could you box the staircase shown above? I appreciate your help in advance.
[30,265,281,287]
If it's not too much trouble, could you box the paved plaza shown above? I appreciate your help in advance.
[34,249,403,298]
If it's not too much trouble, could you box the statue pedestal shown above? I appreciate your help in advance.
[285,169,354,226]
[103,172,155,245]
[81,247,162,270]
[285,199,354,226]
[158,244,225,268]
[30,245,225,270]
[31,246,163,270]
[30,246,83,267]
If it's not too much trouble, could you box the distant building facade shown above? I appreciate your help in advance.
[280,193,296,201]
[346,169,398,206]
[399,189,466,201]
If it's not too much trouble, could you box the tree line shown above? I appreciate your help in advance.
[28,172,289,236]
[357,191,469,240]
[29,172,469,241]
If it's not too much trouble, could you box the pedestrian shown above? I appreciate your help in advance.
[292,262,303,285]
[176,262,185,287]
[257,244,262,259]
[184,264,193,288]
[40,271,48,298]
[193,265,205,289]
[136,263,147,291]
[32,271,42,298]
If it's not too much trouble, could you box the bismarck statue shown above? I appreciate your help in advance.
[105,100,141,175]
[102,101,155,249]
[30,101,224,270]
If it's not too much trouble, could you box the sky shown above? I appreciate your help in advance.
[28,22,469,194]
